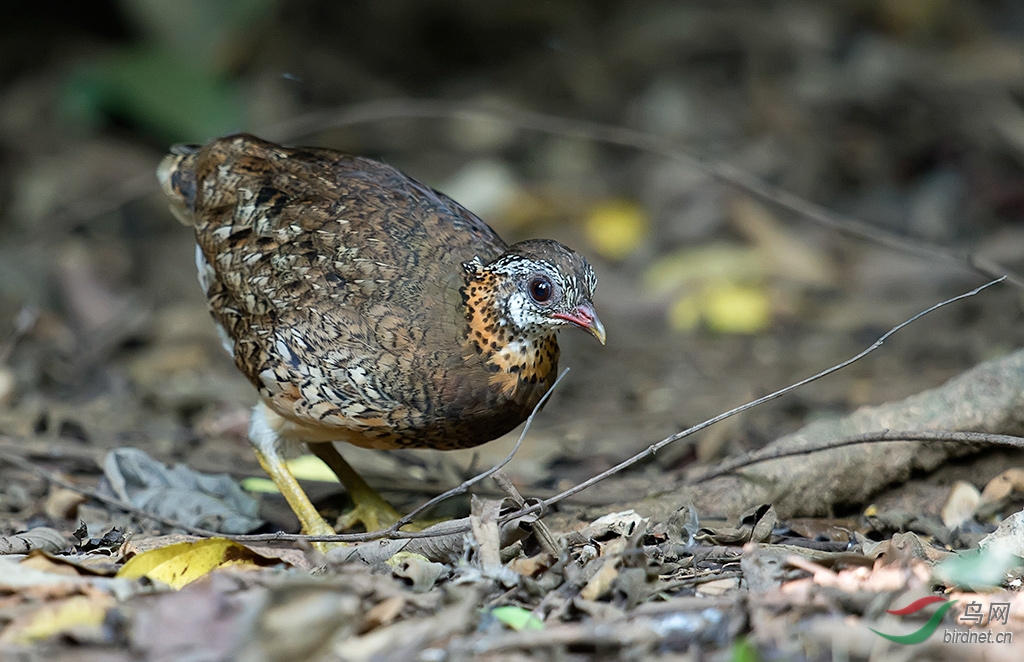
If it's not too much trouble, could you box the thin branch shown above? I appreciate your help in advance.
[226,368,569,545]
[225,276,1006,545]
[656,569,745,593]
[690,430,1024,483]
[39,99,1023,289]
[492,469,562,556]
[389,368,569,530]
[261,99,1024,289]
[489,277,1007,525]
[2,280,1004,547]
[0,444,221,538]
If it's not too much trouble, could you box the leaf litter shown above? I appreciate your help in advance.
[0,256,1020,662]
[5,4,1024,655]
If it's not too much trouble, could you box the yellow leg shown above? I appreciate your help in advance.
[309,443,402,533]
[252,448,336,537]
[249,404,339,553]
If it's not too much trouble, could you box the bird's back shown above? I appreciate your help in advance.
[159,134,548,449]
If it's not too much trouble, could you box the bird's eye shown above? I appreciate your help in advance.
[529,276,553,303]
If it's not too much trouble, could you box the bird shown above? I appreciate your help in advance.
[157,133,605,541]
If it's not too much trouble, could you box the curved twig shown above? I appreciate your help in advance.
[0,445,221,538]
[261,99,1024,289]
[229,276,1007,544]
[39,99,1024,289]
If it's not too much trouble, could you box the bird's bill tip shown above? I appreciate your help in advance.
[553,304,606,345]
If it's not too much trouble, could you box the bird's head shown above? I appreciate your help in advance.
[465,239,605,345]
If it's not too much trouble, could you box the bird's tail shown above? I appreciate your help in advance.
[157,144,202,226]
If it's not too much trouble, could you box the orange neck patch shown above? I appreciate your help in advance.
[462,271,559,398]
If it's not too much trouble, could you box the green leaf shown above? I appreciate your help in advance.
[61,48,244,142]
[729,638,760,662]
[490,606,544,631]
[933,547,1020,589]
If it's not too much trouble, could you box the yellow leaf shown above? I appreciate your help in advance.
[701,282,771,334]
[240,477,280,493]
[2,594,113,644]
[116,538,280,589]
[643,244,767,297]
[585,199,648,260]
[286,454,339,482]
[579,559,620,601]
[667,295,702,332]
[385,551,432,568]
[242,454,338,494]
[668,282,771,334]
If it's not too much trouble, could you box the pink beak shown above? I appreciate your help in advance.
[553,304,606,345]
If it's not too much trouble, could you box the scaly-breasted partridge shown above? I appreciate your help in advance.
[157,134,605,538]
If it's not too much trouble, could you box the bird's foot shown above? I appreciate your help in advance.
[334,491,404,533]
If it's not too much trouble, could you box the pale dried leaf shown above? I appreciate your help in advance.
[941,480,982,529]
[391,553,446,593]
[581,510,648,541]
[325,539,412,566]
[978,510,1024,558]
[470,496,503,571]
[0,528,70,555]
[101,447,262,534]
[695,577,740,596]
[508,552,554,577]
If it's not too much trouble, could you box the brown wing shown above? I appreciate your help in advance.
[161,134,521,447]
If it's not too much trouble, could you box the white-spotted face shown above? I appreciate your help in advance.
[485,239,605,345]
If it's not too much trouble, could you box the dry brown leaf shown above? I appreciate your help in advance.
[786,555,931,594]
[508,552,554,577]
[695,504,776,545]
[0,593,115,644]
[42,487,87,521]
[361,595,406,632]
[19,550,110,577]
[695,577,741,596]
[572,596,625,621]
[580,559,620,601]
[981,468,1024,503]
[597,537,628,559]
[740,544,794,593]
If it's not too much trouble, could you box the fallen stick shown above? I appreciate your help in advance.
[652,348,1024,519]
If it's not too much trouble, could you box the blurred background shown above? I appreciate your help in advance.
[2,0,1024,531]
